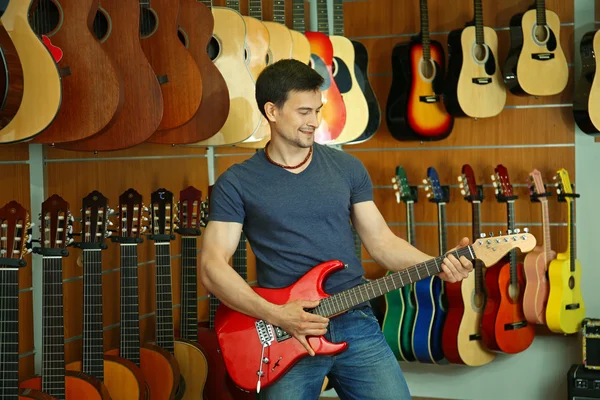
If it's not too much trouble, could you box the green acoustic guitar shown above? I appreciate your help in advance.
[382,166,418,361]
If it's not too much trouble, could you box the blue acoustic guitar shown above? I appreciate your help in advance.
[412,166,449,363]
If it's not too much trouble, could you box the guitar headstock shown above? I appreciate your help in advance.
[423,166,449,203]
[74,190,112,249]
[528,169,551,202]
[36,194,73,256]
[554,168,578,202]
[113,188,147,244]
[176,186,203,236]
[491,164,518,201]
[0,201,32,267]
[148,188,177,241]
[392,166,417,204]
[473,229,537,267]
[458,164,483,202]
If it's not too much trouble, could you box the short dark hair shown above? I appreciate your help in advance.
[255,59,324,118]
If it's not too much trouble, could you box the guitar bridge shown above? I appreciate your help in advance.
[255,320,275,346]
[504,321,528,331]
[566,303,581,310]
[531,53,555,61]
[419,95,440,103]
[471,77,491,85]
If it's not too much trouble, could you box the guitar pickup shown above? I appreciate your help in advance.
[472,78,491,85]
[531,53,555,61]
[504,321,528,331]
[273,325,292,342]
[419,95,440,103]
[566,303,580,310]
[469,333,482,341]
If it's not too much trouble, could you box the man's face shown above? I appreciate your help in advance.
[270,90,323,148]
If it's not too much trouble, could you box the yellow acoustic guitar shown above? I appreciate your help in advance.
[503,0,568,96]
[288,0,311,64]
[546,169,586,334]
[190,1,261,146]
[0,0,61,143]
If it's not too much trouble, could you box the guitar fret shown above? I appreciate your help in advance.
[420,0,431,60]
[536,0,547,26]
[474,0,484,45]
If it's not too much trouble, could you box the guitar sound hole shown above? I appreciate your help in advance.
[419,58,435,81]
[534,24,549,44]
[473,43,488,64]
[140,8,158,38]
[473,292,485,310]
[569,276,575,290]
[177,27,189,48]
[29,0,63,36]
[93,9,110,42]
[207,36,220,61]
[508,282,519,301]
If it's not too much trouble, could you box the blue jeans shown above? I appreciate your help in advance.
[257,305,412,400]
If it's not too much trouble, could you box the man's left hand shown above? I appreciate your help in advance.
[437,237,474,283]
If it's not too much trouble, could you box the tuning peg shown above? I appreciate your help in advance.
[391,177,397,183]
[492,181,497,187]
[67,238,75,245]
[141,226,148,233]
[392,183,398,190]
[480,233,486,238]
[108,220,114,226]
[498,231,503,236]
[25,248,33,255]
[514,228,520,233]
[457,176,463,182]
[460,189,466,196]
[459,183,464,188]
[106,231,113,237]
[488,232,494,237]
[426,193,431,198]
[422,179,427,184]
[507,229,512,234]
[424,186,429,191]
[395,191,400,204]
[523,227,529,233]
[143,206,149,213]
[490,175,496,181]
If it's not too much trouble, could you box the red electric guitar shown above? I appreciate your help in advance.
[482,165,536,354]
[214,233,536,392]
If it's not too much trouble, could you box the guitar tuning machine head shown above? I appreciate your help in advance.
[457,175,463,182]
[523,227,529,233]
[507,229,512,234]
[514,228,520,234]
[488,232,494,237]
[480,233,486,238]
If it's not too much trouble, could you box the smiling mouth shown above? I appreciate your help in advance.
[299,130,314,135]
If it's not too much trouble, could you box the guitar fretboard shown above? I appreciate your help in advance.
[180,237,198,341]
[471,200,484,296]
[332,0,344,36]
[154,240,175,354]
[567,199,576,272]
[312,247,475,318]
[474,0,485,45]
[198,0,213,10]
[539,198,553,262]
[226,0,241,12]
[273,0,286,24]
[536,0,547,26]
[406,201,416,246]
[120,244,141,366]
[139,0,151,8]
[437,202,447,255]
[82,249,105,381]
[420,0,431,60]
[0,269,20,399]
[507,201,518,286]
[292,0,306,33]
[248,0,263,20]
[316,0,329,35]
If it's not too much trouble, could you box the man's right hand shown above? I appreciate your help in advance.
[268,299,330,356]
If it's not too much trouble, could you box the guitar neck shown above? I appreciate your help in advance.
[332,0,344,36]
[232,232,249,280]
[198,0,213,10]
[471,200,484,295]
[82,249,105,381]
[352,225,361,260]
[536,0,547,26]
[248,0,263,20]
[420,0,431,60]
[154,240,175,354]
[180,236,199,341]
[0,269,20,398]
[119,243,142,366]
[273,0,286,24]
[437,202,448,255]
[315,0,329,34]
[291,0,306,33]
[406,201,416,246]
[506,201,518,286]
[140,0,151,8]
[313,247,475,317]
[41,256,67,397]
[540,198,553,262]
[567,199,576,272]
[226,0,241,12]
[473,0,484,45]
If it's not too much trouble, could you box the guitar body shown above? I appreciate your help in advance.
[0,0,61,144]
[444,26,506,118]
[412,276,445,363]
[106,345,180,400]
[147,0,229,144]
[55,0,163,151]
[399,285,417,361]
[546,258,586,334]
[65,356,148,400]
[573,30,600,135]
[18,388,57,400]
[504,9,568,96]
[382,285,404,361]
[0,21,23,129]
[30,0,122,144]
[329,35,369,144]
[481,263,501,351]
[346,40,380,144]
[493,261,535,354]
[215,260,349,392]
[441,281,464,364]
[290,30,310,64]
[523,247,556,324]
[173,339,209,400]
[20,371,110,400]
[193,7,260,146]
[387,38,452,141]
[304,31,346,144]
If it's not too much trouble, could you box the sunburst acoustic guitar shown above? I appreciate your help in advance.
[0,0,61,144]
[147,0,230,144]
[29,0,122,144]
[444,0,506,119]
[0,20,23,130]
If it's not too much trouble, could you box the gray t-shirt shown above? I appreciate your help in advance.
[208,143,373,294]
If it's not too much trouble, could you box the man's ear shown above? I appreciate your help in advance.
[264,102,277,122]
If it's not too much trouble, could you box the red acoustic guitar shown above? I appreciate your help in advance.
[214,234,536,392]
[482,165,536,354]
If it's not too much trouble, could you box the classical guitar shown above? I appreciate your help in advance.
[147,0,230,144]
[546,169,586,334]
[106,188,181,400]
[382,166,418,362]
[387,0,453,142]
[55,0,164,151]
[0,20,23,130]
[172,186,210,400]
[65,191,148,400]
[20,195,110,399]
[412,167,448,364]
[503,0,568,96]
[29,0,122,144]
[523,169,556,325]
[215,234,536,392]
[573,30,600,135]
[139,0,203,132]
[288,0,311,64]
[0,200,57,400]
[190,0,262,146]
[444,0,506,119]
[305,0,346,144]
[0,0,61,144]
[482,165,535,354]
[442,164,495,366]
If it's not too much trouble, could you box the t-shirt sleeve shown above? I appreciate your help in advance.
[350,157,374,204]
[208,170,245,224]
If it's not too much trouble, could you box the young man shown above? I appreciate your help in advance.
[199,59,474,399]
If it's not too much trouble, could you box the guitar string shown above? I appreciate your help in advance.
[1,269,7,397]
